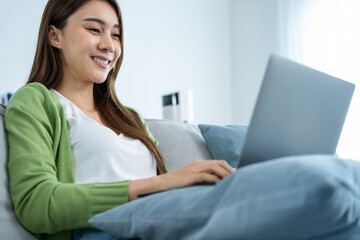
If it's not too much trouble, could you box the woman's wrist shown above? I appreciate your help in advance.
[153,174,168,191]
[127,174,167,201]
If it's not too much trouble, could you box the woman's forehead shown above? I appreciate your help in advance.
[70,1,119,26]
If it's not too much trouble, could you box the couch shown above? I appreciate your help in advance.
[0,104,215,239]
[2,103,360,239]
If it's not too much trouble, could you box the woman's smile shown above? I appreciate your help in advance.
[91,56,112,69]
[47,0,122,85]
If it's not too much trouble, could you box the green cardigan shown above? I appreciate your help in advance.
[5,83,161,240]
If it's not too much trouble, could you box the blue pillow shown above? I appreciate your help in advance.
[89,155,360,240]
[198,124,248,167]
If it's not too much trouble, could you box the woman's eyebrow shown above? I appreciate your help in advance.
[83,18,120,29]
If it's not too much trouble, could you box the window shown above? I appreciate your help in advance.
[279,0,360,159]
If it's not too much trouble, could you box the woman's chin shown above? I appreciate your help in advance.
[94,79,107,85]
[91,76,108,85]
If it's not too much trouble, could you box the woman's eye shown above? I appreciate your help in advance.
[88,28,100,33]
[112,34,121,39]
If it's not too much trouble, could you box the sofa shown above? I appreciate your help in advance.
[2,103,360,239]
[0,104,215,239]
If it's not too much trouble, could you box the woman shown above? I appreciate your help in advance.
[5,0,234,239]
[7,0,360,240]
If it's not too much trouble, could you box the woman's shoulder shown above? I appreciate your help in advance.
[11,82,49,100]
[8,83,55,105]
[6,82,59,115]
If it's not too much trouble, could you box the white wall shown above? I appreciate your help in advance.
[229,0,280,125]
[117,0,233,124]
[0,0,48,93]
[0,0,282,125]
[0,0,233,125]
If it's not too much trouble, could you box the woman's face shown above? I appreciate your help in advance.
[51,0,121,85]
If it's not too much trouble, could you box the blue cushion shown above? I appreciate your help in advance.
[89,155,360,239]
[198,124,248,167]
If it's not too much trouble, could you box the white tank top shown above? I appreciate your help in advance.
[52,89,157,184]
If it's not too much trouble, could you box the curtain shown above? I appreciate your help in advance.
[278,0,360,159]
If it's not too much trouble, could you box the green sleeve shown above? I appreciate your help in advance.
[5,84,130,236]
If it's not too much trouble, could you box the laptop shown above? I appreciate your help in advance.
[138,54,355,198]
[238,54,355,167]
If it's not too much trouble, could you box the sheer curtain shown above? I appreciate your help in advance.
[278,0,360,160]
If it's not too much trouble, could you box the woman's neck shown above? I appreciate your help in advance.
[54,79,96,112]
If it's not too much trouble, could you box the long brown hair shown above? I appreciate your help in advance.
[27,0,167,174]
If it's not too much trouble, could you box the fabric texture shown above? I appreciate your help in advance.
[198,124,248,167]
[4,83,160,240]
[145,119,213,171]
[90,155,360,240]
[0,106,37,240]
[72,228,126,240]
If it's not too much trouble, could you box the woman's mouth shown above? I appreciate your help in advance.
[91,56,111,69]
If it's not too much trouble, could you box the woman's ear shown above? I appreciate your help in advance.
[48,25,63,49]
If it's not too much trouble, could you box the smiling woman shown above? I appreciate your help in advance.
[47,3,122,86]
[6,0,170,240]
[4,1,235,240]
[26,0,168,173]
[4,0,360,240]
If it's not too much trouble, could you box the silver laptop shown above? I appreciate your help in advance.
[138,54,355,198]
[237,54,355,167]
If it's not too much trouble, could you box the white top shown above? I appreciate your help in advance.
[52,89,157,184]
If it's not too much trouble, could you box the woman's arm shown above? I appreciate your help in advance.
[5,84,130,235]
[128,159,234,201]
[131,110,234,200]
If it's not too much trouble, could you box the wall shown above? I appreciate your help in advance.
[117,0,233,124]
[229,0,281,125]
[0,0,48,93]
[0,0,233,124]
[0,0,282,125]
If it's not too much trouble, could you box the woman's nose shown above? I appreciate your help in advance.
[99,34,114,52]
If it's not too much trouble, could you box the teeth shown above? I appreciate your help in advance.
[92,57,109,65]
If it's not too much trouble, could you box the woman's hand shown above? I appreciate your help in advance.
[157,160,235,191]
[128,160,235,201]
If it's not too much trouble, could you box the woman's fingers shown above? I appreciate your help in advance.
[207,163,231,179]
[215,160,235,174]
[161,160,235,189]
[200,172,221,183]
[195,160,235,180]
